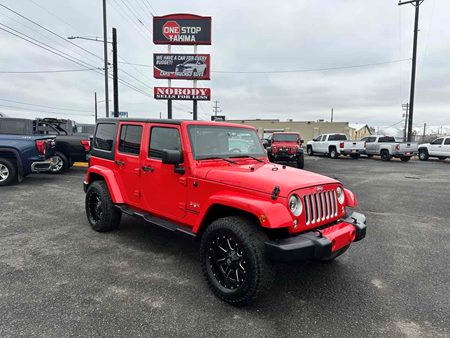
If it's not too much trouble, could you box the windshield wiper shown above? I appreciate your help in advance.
[229,155,264,163]
[198,156,237,164]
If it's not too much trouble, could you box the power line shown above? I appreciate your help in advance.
[119,58,412,74]
[0,98,91,113]
[0,3,103,62]
[0,103,93,117]
[0,68,100,74]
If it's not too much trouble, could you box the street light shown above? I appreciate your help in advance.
[68,28,119,118]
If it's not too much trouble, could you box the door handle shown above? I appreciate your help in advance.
[142,165,154,172]
[115,160,125,166]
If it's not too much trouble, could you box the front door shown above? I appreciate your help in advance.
[114,122,144,206]
[429,138,443,156]
[141,125,187,219]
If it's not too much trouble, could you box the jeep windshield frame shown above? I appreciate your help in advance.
[187,125,266,160]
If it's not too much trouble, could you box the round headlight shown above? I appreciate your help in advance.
[289,194,303,216]
[337,187,345,204]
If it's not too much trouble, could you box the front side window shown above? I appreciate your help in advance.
[149,127,181,159]
[118,124,143,155]
[94,123,116,151]
[188,125,265,159]
[431,138,443,145]
[444,138,450,145]
[320,135,327,141]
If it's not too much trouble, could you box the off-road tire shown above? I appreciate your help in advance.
[0,158,17,186]
[85,181,121,232]
[329,147,339,159]
[418,149,429,161]
[200,216,274,306]
[380,150,391,161]
[319,245,350,262]
[400,156,411,162]
[48,152,69,174]
[350,154,360,160]
[438,157,447,161]
[307,146,314,156]
[296,154,304,169]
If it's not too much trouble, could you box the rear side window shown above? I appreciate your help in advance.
[328,134,347,141]
[149,127,181,159]
[379,136,395,143]
[445,138,450,145]
[94,123,116,151]
[0,119,28,134]
[118,124,143,155]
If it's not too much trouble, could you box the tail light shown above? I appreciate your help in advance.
[339,142,344,148]
[364,141,367,148]
[35,140,46,155]
[80,139,91,152]
[395,144,400,151]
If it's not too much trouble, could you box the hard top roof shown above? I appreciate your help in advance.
[96,118,257,129]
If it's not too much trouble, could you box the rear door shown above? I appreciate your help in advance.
[141,124,187,219]
[114,122,144,206]
[365,136,377,154]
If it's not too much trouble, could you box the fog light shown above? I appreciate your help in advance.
[293,219,298,228]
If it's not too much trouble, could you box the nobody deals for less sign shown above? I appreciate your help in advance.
[153,14,212,45]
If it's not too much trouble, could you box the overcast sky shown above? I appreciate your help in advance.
[0,0,448,129]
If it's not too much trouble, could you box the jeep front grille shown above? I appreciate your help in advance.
[303,190,338,225]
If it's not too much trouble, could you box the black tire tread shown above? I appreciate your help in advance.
[85,181,121,232]
[0,158,17,186]
[200,216,274,306]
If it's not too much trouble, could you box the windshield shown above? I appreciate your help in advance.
[273,134,298,142]
[188,125,266,160]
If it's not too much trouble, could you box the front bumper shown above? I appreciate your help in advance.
[265,212,366,262]
[31,156,58,173]
[270,149,303,161]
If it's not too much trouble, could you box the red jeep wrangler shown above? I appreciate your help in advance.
[84,119,367,305]
[266,132,305,169]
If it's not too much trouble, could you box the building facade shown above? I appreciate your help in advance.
[225,119,351,142]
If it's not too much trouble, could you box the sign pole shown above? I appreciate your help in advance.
[193,44,198,120]
[167,45,172,119]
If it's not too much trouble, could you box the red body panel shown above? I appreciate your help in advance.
[86,120,356,236]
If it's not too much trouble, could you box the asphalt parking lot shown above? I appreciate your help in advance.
[0,156,449,337]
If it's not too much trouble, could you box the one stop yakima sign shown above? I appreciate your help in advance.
[153,14,211,45]
[154,87,211,101]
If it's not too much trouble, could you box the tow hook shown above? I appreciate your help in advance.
[314,229,323,238]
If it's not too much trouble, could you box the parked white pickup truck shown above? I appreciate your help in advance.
[361,135,418,162]
[306,133,365,159]
[418,136,450,161]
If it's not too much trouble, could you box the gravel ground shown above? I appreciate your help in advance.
[0,156,449,337]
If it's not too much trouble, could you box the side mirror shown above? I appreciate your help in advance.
[161,149,183,165]
[262,139,269,148]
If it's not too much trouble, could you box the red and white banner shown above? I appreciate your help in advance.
[154,87,211,101]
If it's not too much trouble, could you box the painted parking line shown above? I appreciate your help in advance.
[73,162,88,168]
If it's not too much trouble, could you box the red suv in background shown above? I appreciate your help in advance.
[84,119,366,305]
[266,132,304,169]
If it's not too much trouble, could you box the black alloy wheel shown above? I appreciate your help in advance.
[208,235,247,290]
[85,181,121,232]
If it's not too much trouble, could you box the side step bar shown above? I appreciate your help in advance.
[115,205,196,238]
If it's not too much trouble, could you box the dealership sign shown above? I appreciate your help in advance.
[154,54,210,80]
[154,87,211,101]
[153,14,212,45]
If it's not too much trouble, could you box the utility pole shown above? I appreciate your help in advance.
[399,0,424,142]
[112,28,119,118]
[402,103,409,141]
[422,122,426,140]
[94,92,98,123]
[102,0,109,118]
[331,107,334,122]
[213,100,221,116]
